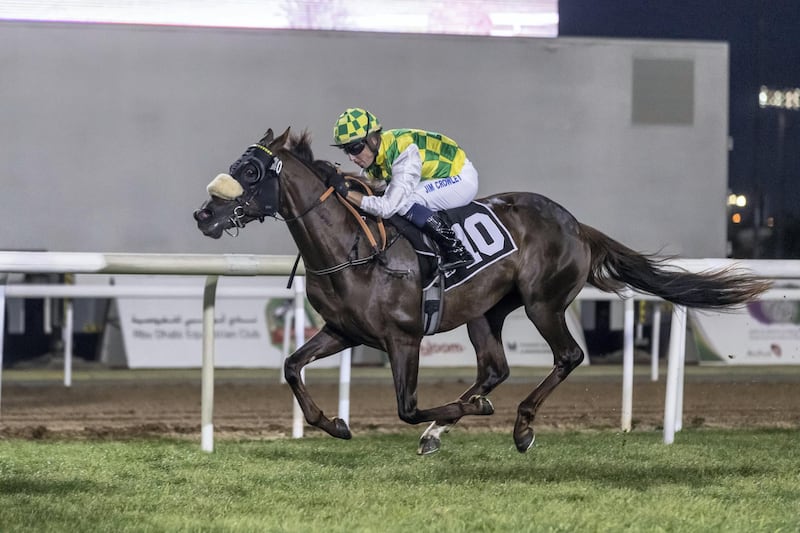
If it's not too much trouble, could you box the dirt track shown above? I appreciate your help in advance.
[2,365,799,441]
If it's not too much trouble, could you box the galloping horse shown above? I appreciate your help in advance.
[194,127,770,454]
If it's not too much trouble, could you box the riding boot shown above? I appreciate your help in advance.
[422,214,474,270]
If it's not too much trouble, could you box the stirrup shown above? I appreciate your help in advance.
[439,253,473,271]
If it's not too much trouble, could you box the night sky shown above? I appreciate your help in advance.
[559,0,800,257]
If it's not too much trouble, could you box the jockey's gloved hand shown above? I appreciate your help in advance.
[327,172,350,197]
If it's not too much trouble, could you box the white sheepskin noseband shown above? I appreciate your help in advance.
[207,173,244,200]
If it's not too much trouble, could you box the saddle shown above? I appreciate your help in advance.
[386,215,443,335]
[386,215,438,285]
[389,202,518,334]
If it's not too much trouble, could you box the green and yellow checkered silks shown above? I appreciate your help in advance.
[332,108,382,145]
[368,129,466,181]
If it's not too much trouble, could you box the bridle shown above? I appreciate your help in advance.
[221,143,282,236]
[227,143,339,232]
[225,140,392,278]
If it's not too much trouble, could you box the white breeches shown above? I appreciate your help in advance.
[399,159,479,215]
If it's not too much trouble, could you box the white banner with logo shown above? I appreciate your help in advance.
[113,275,338,369]
[691,299,800,364]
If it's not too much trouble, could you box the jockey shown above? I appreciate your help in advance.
[330,107,476,271]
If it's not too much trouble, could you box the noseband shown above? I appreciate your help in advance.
[224,144,284,236]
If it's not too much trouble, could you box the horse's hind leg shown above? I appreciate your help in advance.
[513,304,584,452]
[418,308,512,455]
[385,334,495,439]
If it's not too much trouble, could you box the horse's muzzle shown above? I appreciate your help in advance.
[194,206,226,239]
[193,207,212,223]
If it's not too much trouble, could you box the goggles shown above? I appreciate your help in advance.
[342,140,367,156]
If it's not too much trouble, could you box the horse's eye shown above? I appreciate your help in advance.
[243,164,260,183]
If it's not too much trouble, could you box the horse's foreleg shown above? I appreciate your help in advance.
[418,314,510,455]
[513,305,584,453]
[284,325,355,439]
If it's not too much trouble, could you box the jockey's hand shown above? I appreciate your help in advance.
[327,172,350,197]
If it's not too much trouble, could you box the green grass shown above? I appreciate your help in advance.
[1,430,799,532]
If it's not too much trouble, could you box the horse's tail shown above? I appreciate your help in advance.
[580,223,771,309]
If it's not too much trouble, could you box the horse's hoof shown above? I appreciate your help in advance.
[469,395,495,416]
[332,417,352,440]
[514,428,535,453]
[417,435,441,455]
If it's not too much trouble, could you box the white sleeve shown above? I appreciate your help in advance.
[360,144,421,218]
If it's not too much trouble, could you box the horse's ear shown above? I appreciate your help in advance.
[270,127,291,150]
[259,129,274,145]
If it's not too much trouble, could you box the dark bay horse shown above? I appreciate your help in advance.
[194,127,771,454]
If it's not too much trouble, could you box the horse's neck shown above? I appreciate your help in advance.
[284,192,361,270]
[290,208,356,269]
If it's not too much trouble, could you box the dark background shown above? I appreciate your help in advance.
[559,0,800,258]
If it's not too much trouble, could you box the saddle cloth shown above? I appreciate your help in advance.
[390,201,518,333]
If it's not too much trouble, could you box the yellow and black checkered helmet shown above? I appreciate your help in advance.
[332,108,382,146]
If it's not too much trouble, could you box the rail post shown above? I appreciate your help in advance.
[650,304,662,381]
[201,275,219,452]
[663,305,687,444]
[621,297,635,432]
[292,277,306,438]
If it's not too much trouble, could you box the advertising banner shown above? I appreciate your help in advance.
[691,300,800,365]
[113,276,338,369]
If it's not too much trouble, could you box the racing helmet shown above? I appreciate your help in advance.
[332,108,382,146]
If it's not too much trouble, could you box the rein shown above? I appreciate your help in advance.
[279,186,335,223]
[335,177,387,253]
[285,174,389,284]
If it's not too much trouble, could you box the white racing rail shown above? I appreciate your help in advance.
[0,251,356,452]
[1,252,797,448]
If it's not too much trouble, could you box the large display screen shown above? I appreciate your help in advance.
[0,0,558,37]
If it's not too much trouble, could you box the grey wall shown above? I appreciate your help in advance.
[1,21,729,257]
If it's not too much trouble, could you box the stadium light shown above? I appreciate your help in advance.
[759,86,800,111]
[727,193,747,207]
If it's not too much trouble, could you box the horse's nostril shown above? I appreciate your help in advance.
[193,208,211,222]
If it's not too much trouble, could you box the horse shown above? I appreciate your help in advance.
[194,127,771,454]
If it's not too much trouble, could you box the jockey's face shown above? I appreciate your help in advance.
[342,134,377,168]
[347,142,375,168]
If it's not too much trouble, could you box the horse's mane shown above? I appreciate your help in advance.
[287,130,336,177]
[288,130,316,164]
